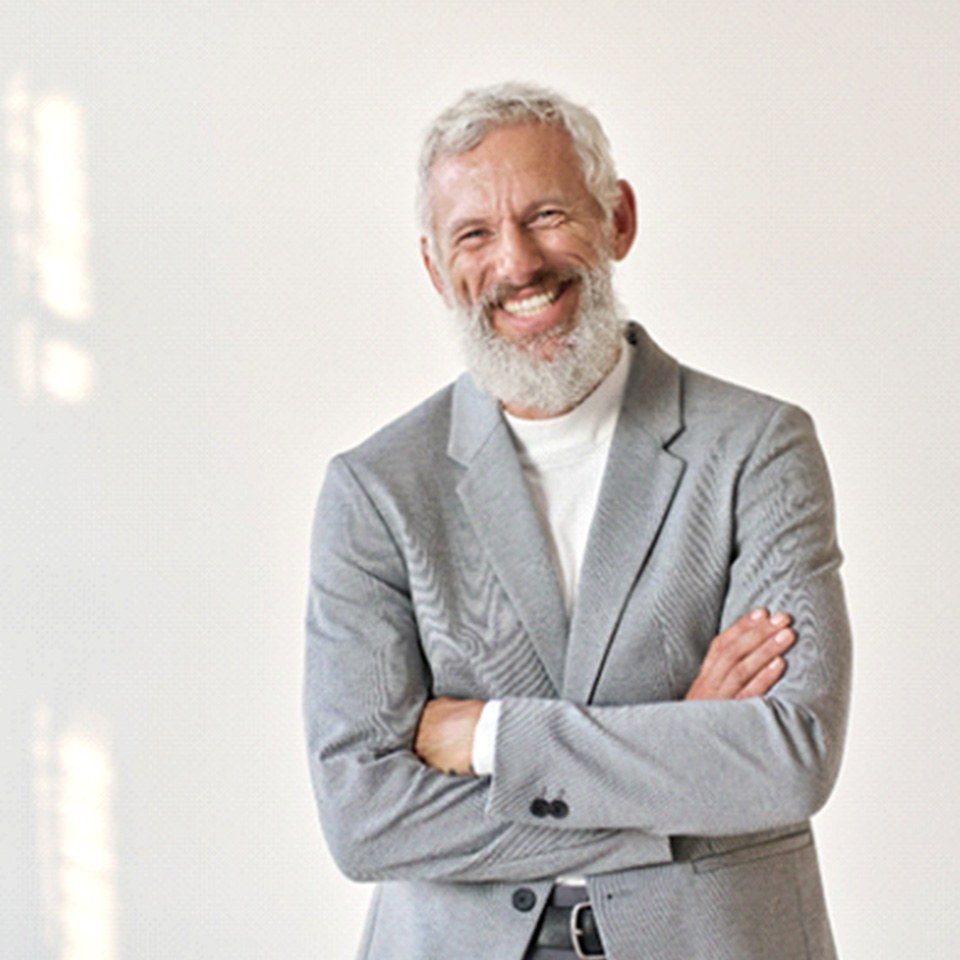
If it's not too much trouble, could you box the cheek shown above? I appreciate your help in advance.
[541,231,607,268]
[451,273,478,307]
[447,259,491,306]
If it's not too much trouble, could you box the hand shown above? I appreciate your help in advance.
[414,610,792,772]
[414,697,485,775]
[684,608,795,701]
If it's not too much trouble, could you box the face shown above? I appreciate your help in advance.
[421,123,637,416]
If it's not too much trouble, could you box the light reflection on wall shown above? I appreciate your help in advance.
[33,95,92,324]
[33,706,120,960]
[5,74,95,405]
[41,339,96,404]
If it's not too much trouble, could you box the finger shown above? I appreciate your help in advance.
[735,627,796,684]
[712,617,793,699]
[685,610,793,701]
[711,609,787,657]
[719,608,771,647]
[735,655,786,700]
[706,610,790,680]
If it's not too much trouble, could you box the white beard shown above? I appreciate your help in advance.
[451,265,625,416]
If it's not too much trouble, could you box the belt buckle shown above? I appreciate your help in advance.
[569,901,605,960]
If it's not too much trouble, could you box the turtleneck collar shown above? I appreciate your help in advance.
[503,344,631,468]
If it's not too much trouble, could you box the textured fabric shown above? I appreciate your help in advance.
[304,324,851,959]
[505,343,631,613]
[474,346,628,775]
[502,346,631,890]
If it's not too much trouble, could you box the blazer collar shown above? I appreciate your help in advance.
[446,323,681,461]
[446,323,685,699]
[448,371,569,693]
[563,323,686,701]
[619,321,684,448]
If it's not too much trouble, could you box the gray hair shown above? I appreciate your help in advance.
[417,82,621,246]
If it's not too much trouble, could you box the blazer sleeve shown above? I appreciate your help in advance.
[304,455,673,882]
[485,403,853,836]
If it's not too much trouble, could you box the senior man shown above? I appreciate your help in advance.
[305,82,851,960]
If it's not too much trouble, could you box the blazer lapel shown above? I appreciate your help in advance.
[448,374,569,694]
[563,326,686,703]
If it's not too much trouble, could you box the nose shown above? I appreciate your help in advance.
[494,222,544,287]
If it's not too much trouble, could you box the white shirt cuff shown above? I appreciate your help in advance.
[470,700,501,776]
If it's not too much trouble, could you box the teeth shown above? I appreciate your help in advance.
[501,287,560,317]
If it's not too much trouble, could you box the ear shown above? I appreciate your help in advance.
[608,179,638,261]
[420,236,448,297]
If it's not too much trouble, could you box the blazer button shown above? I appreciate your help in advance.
[549,799,569,819]
[529,797,550,818]
[512,888,537,912]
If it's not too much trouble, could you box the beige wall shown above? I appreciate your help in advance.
[3,2,958,957]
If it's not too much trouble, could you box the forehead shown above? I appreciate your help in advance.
[427,123,595,232]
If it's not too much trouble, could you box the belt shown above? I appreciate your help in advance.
[533,886,605,959]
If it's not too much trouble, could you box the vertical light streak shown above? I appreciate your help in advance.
[4,75,95,404]
[33,95,92,323]
[33,708,120,960]
[56,729,119,960]
[6,74,40,402]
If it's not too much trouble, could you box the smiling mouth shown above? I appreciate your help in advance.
[497,279,571,318]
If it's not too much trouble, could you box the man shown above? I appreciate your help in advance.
[304,83,851,959]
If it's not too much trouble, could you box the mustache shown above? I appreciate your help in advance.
[476,266,585,312]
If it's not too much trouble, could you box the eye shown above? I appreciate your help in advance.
[456,227,489,247]
[531,208,565,225]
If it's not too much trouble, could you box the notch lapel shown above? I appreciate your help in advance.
[563,327,686,703]
[449,374,569,694]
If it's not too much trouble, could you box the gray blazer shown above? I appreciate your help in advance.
[304,325,851,959]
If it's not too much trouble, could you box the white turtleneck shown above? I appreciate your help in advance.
[471,343,632,776]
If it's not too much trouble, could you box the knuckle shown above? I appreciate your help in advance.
[717,631,738,653]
